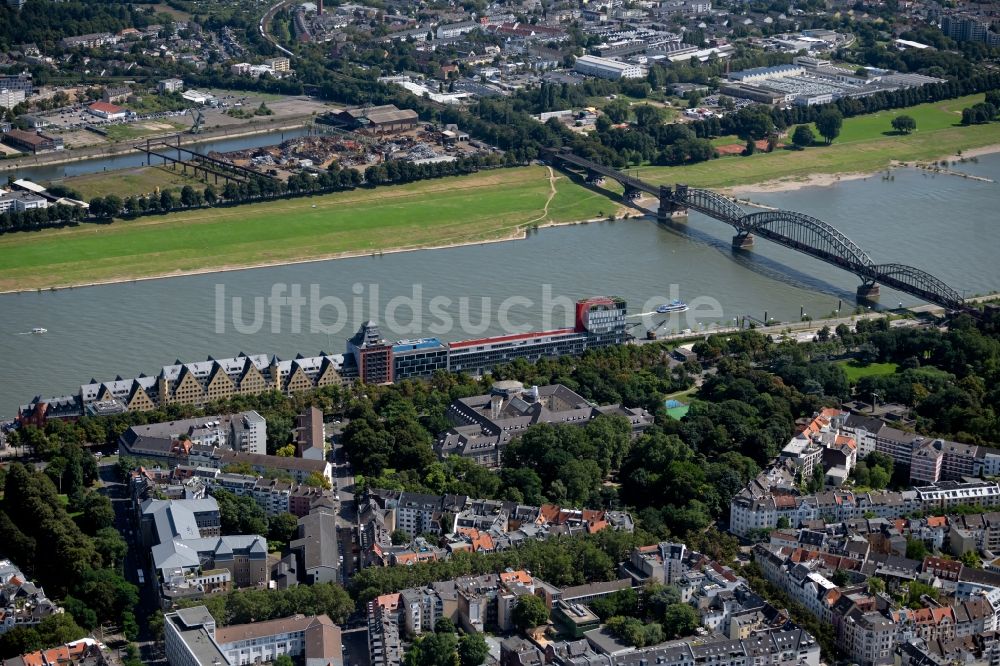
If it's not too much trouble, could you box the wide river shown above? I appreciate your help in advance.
[1,154,998,418]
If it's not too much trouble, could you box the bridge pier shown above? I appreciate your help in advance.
[586,170,606,186]
[657,185,688,222]
[857,283,881,300]
[623,187,642,202]
[732,233,755,250]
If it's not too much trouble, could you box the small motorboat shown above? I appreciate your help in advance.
[31,327,47,334]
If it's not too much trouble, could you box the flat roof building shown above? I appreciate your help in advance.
[164,606,343,666]
[573,55,645,80]
[0,191,48,214]
[159,78,184,93]
[0,89,25,110]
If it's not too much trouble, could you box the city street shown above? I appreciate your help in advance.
[97,460,166,666]
[329,421,360,580]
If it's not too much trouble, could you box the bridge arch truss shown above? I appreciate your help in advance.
[680,187,747,222]
[736,210,876,274]
[870,264,965,310]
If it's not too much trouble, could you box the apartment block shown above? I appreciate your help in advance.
[164,606,342,666]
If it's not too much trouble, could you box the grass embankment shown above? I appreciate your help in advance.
[836,360,899,382]
[52,166,207,200]
[637,94,1000,189]
[0,167,610,292]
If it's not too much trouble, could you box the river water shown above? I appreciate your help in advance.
[1,154,997,418]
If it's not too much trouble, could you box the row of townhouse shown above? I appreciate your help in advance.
[120,420,334,486]
[369,569,548,638]
[360,489,634,567]
[361,535,823,666]
[523,626,820,666]
[837,412,1000,483]
[19,351,349,423]
[730,479,1000,537]
[728,409,1000,513]
[754,542,1000,666]
[368,489,634,536]
[131,465,337,517]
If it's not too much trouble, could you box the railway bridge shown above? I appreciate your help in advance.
[136,136,274,185]
[543,148,970,313]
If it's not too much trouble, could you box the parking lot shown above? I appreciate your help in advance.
[32,89,335,148]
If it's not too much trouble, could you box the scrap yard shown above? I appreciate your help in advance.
[208,121,489,180]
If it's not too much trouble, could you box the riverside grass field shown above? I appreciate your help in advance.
[0,167,613,292]
[2,94,1000,292]
[637,94,1000,188]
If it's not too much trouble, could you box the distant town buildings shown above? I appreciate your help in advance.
[230,57,293,79]
[59,33,119,49]
[940,14,1000,48]
[158,78,185,93]
[367,543,821,666]
[0,89,25,109]
[721,57,945,107]
[731,477,1000,538]
[754,530,1000,666]
[730,407,1000,537]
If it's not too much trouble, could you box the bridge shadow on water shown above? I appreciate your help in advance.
[559,166,866,307]
[650,213,868,309]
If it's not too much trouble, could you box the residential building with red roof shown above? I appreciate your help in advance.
[4,638,107,666]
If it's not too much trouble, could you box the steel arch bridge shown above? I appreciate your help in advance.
[542,148,970,313]
[727,209,876,272]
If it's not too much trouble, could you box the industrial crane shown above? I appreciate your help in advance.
[186,107,205,134]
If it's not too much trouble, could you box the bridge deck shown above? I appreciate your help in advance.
[544,149,659,196]
[544,148,970,313]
